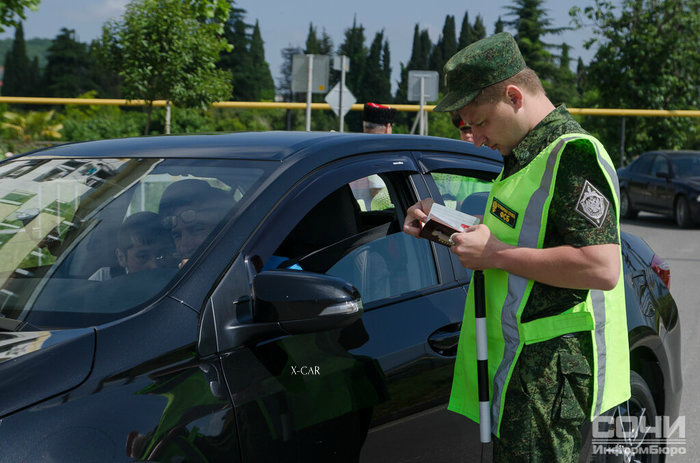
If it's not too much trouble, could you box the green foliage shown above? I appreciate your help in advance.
[58,92,146,141]
[99,0,233,134]
[1,22,37,97]
[218,8,275,102]
[430,15,457,92]
[338,18,368,132]
[249,21,275,101]
[504,0,569,84]
[572,0,700,161]
[363,31,392,104]
[1,109,62,141]
[0,0,40,33]
[42,28,97,98]
[0,37,51,68]
[458,12,475,49]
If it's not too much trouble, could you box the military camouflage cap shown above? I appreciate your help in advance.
[433,32,526,112]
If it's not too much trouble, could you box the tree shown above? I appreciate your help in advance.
[396,24,432,104]
[248,21,275,101]
[458,11,475,49]
[219,6,253,100]
[0,0,40,33]
[549,42,577,105]
[99,0,232,134]
[42,28,96,98]
[304,23,320,54]
[338,18,367,98]
[430,15,457,90]
[503,0,567,83]
[88,39,121,98]
[573,0,700,160]
[473,15,487,42]
[362,31,392,104]
[494,16,505,34]
[338,17,368,131]
[2,22,37,97]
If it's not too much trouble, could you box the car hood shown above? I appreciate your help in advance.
[0,327,95,417]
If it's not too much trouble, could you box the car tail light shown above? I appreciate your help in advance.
[651,254,671,289]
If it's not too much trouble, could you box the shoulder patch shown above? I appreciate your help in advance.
[575,180,609,228]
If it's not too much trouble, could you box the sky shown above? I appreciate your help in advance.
[1,0,603,94]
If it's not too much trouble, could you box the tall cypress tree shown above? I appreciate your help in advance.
[430,15,457,90]
[494,17,504,34]
[2,22,33,97]
[220,6,253,100]
[338,17,367,131]
[249,20,275,101]
[395,23,432,126]
[473,15,487,41]
[382,40,392,100]
[363,31,391,104]
[338,18,367,98]
[458,11,475,49]
[304,23,320,54]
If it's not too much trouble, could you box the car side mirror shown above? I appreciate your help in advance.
[252,269,363,334]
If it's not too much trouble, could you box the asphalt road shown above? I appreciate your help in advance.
[620,212,699,462]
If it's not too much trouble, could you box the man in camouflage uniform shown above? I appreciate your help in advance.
[403,32,627,462]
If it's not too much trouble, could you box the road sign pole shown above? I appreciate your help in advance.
[339,55,346,132]
[419,77,425,136]
[305,54,313,132]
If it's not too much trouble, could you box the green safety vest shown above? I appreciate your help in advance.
[448,134,630,437]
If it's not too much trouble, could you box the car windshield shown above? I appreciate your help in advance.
[0,157,268,329]
[670,154,700,178]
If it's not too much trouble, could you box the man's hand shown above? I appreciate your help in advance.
[403,198,434,238]
[449,224,510,270]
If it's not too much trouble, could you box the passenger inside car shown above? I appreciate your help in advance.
[89,211,173,281]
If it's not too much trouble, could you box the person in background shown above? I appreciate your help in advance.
[451,111,474,143]
[362,102,397,134]
[350,103,398,211]
[89,211,172,281]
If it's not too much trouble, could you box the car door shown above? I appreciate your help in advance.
[626,153,654,210]
[648,154,674,213]
[212,152,476,462]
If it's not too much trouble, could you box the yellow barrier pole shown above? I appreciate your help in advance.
[1,97,699,117]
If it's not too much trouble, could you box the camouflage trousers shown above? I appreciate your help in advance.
[493,332,593,463]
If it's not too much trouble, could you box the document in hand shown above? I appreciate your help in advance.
[419,202,480,246]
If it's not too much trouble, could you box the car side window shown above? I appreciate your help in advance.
[268,176,438,305]
[430,172,492,216]
[630,154,653,174]
[650,156,669,176]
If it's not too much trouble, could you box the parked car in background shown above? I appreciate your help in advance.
[0,132,681,462]
[617,150,700,228]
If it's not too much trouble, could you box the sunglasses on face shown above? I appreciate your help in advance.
[161,209,201,229]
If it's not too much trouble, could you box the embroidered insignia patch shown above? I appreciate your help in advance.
[490,198,518,228]
[575,180,609,228]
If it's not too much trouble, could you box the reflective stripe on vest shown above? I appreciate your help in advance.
[447,134,630,437]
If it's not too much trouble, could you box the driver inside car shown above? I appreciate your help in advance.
[158,179,232,268]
